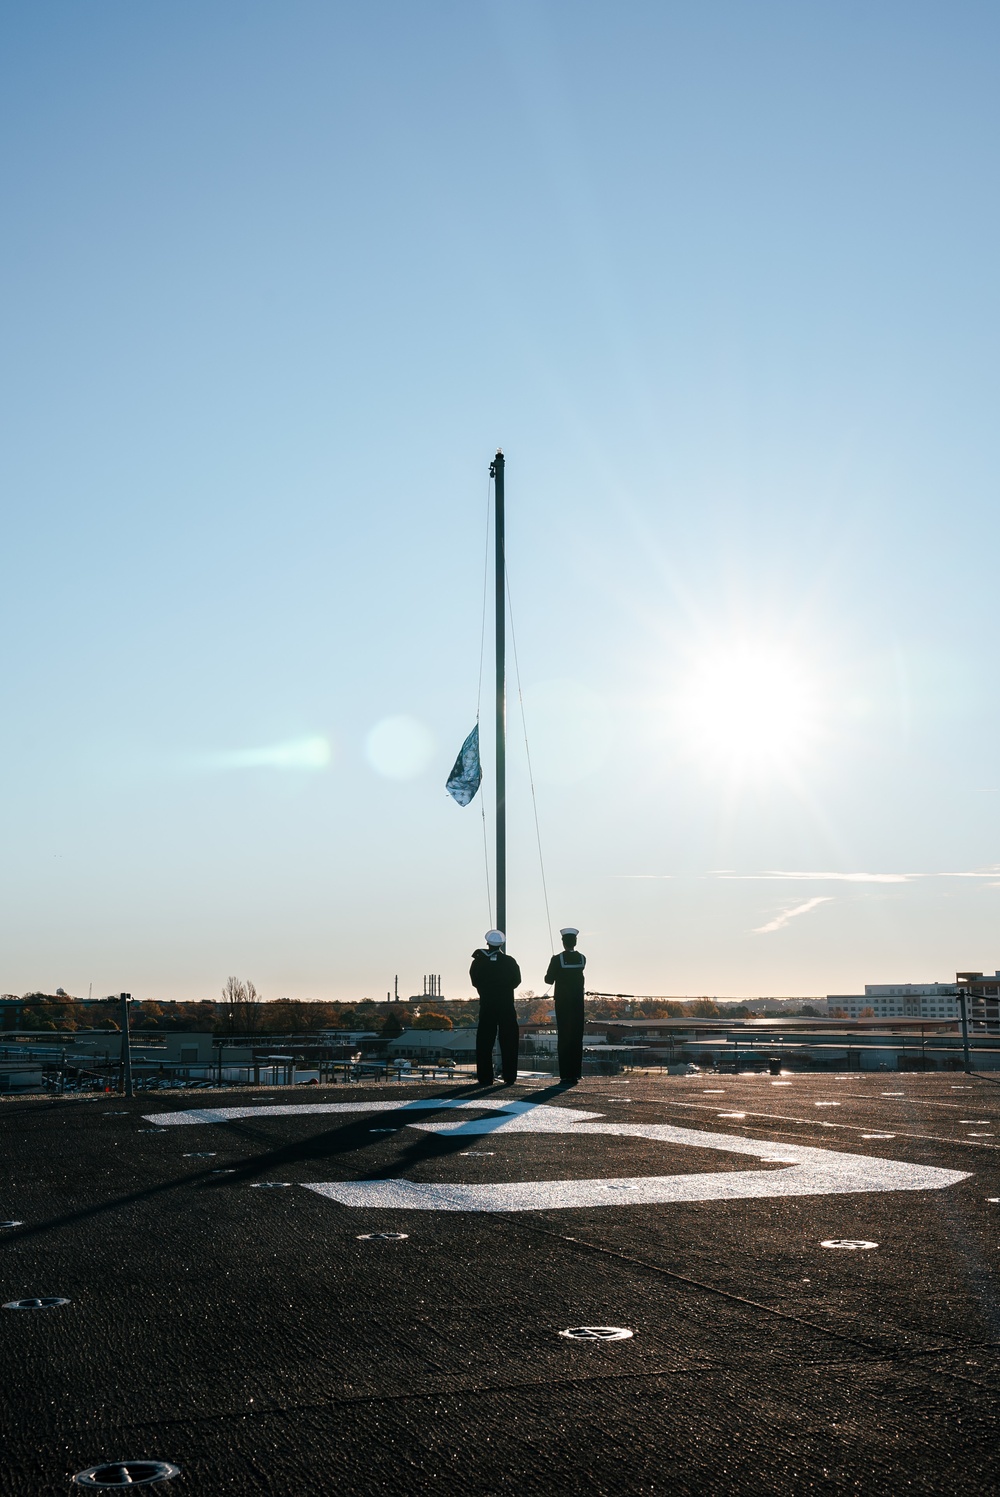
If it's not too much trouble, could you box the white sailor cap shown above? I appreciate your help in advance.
[485,929,505,946]
[559,927,579,937]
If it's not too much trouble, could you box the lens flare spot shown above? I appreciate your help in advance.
[199,735,332,771]
[366,716,435,780]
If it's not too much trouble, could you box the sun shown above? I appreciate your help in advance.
[670,640,824,781]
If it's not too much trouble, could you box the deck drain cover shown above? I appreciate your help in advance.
[0,1221,24,1229]
[559,1325,633,1341]
[821,1239,878,1250]
[73,1460,180,1487]
[250,1181,291,1188]
[357,1232,408,1241]
[4,1296,70,1309]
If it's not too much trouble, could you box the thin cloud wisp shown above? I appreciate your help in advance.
[753,896,833,935]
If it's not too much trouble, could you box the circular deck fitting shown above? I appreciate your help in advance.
[821,1239,878,1250]
[72,1460,180,1487]
[357,1232,408,1241]
[3,1296,70,1309]
[250,1181,291,1188]
[183,1152,216,1158]
[0,1221,24,1229]
[559,1325,633,1341]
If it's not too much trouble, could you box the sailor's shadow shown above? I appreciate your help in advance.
[354,1085,584,1180]
[0,1091,570,1243]
[200,1088,548,1186]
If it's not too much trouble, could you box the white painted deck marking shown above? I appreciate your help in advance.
[146,1099,972,1213]
[145,1100,543,1127]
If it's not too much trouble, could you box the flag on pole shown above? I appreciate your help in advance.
[445,724,482,806]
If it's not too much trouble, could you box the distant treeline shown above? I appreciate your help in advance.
[1,992,419,1035]
[1,989,823,1035]
[580,997,822,1020]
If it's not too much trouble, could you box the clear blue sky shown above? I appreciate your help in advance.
[3,1,999,1003]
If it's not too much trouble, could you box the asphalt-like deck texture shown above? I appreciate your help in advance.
[3,1073,1000,1494]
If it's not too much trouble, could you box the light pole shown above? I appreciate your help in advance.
[118,993,133,1099]
[960,984,972,1074]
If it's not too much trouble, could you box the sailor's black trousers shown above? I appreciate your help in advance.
[555,993,585,1084]
[476,996,519,1085]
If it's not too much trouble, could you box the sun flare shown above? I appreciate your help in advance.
[670,641,824,780]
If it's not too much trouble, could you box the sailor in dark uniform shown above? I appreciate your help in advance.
[470,930,521,1086]
[545,927,586,1085]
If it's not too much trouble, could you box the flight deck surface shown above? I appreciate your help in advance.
[3,1073,1000,1494]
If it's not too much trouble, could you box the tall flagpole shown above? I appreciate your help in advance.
[491,449,506,941]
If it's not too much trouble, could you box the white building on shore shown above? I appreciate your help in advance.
[826,983,960,1021]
